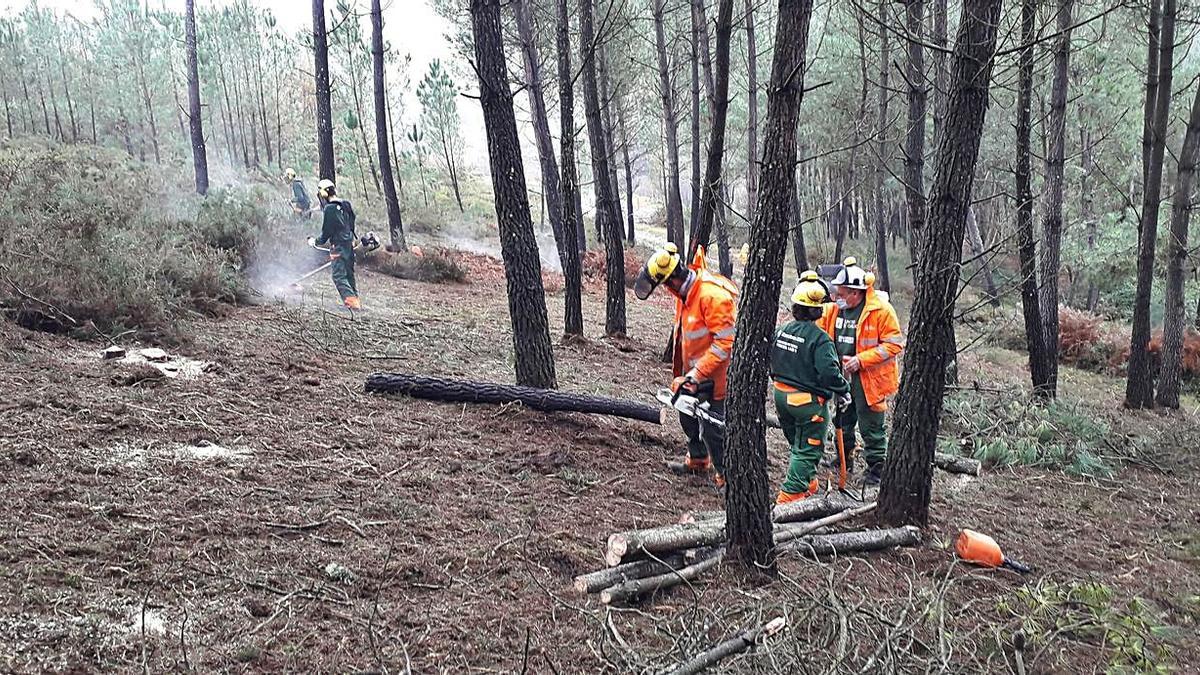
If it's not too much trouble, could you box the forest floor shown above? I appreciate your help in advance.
[2,246,1199,673]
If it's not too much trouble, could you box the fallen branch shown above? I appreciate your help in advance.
[665,617,787,675]
[365,372,661,424]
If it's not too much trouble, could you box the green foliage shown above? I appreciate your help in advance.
[940,391,1128,478]
[0,141,260,343]
[999,580,1177,672]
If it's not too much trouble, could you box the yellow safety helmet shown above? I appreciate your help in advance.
[792,270,830,307]
[864,270,876,287]
[634,243,683,300]
[285,167,296,180]
[738,242,750,266]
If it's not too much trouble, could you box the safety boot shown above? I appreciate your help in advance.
[667,456,712,476]
[776,478,820,505]
[863,462,883,486]
[345,296,362,310]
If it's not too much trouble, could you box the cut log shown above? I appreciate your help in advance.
[606,495,866,566]
[572,555,685,595]
[600,548,723,604]
[666,617,787,675]
[934,452,981,476]
[773,502,876,546]
[365,373,661,424]
[678,510,725,524]
[778,525,922,557]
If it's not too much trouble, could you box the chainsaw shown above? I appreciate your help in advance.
[656,385,725,428]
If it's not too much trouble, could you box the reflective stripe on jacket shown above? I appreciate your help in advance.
[817,287,904,407]
[673,269,738,399]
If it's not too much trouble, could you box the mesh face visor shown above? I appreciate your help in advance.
[633,268,660,300]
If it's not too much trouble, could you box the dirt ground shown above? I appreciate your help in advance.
[2,249,1198,673]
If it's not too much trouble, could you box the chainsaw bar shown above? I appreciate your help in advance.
[656,388,725,428]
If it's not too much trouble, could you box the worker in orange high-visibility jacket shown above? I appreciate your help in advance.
[634,243,738,489]
[817,257,904,486]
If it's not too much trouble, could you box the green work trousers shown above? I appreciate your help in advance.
[836,374,887,466]
[330,243,357,302]
[773,389,829,494]
[680,398,725,475]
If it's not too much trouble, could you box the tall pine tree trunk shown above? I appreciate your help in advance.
[745,0,759,227]
[902,0,926,261]
[598,46,625,239]
[724,0,815,575]
[653,0,686,248]
[688,5,702,233]
[580,0,627,336]
[470,0,557,389]
[1156,82,1200,408]
[1127,0,1174,409]
[515,0,565,259]
[557,0,584,336]
[1036,0,1074,399]
[618,101,636,243]
[313,0,336,181]
[874,0,892,290]
[372,0,406,251]
[689,0,733,263]
[877,0,1003,527]
[185,0,208,196]
[1017,0,1051,396]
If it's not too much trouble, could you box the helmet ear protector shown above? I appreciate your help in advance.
[791,270,830,307]
[634,243,684,300]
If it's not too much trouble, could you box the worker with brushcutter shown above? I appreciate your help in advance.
[308,178,361,310]
[634,243,737,489]
[817,257,904,485]
[286,168,312,220]
[770,272,851,504]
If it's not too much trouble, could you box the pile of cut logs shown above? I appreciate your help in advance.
[574,494,922,605]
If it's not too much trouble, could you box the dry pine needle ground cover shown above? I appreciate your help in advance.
[1,255,1198,673]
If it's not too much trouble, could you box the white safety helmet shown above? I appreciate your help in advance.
[831,256,868,290]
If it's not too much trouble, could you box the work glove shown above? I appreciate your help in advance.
[837,392,852,412]
[306,236,316,247]
[671,374,698,395]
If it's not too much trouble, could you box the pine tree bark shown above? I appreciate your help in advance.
[724,0,815,575]
[965,207,998,306]
[1017,0,1051,396]
[598,46,625,239]
[514,0,565,260]
[689,0,733,263]
[930,0,948,144]
[791,176,808,272]
[877,0,1003,527]
[688,5,702,234]
[745,0,759,227]
[618,101,636,243]
[580,0,627,336]
[1127,0,1174,409]
[312,0,336,181]
[902,0,927,262]
[372,0,406,251]
[874,0,892,290]
[185,0,209,196]
[653,0,686,248]
[1156,83,1200,408]
[557,0,585,336]
[1037,0,1074,399]
[470,0,557,389]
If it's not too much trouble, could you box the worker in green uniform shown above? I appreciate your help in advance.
[770,272,850,504]
[286,168,312,220]
[309,178,360,310]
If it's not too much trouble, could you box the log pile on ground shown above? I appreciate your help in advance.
[574,494,922,605]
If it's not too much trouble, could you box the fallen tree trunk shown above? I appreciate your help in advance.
[666,617,787,675]
[606,493,863,566]
[778,525,921,556]
[934,452,981,476]
[573,554,685,595]
[600,548,724,604]
[365,373,661,424]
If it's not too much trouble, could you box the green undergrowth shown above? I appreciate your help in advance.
[0,140,276,344]
[938,390,1142,478]
[997,580,1179,672]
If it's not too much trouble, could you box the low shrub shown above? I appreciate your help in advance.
[369,248,467,284]
[0,140,261,343]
